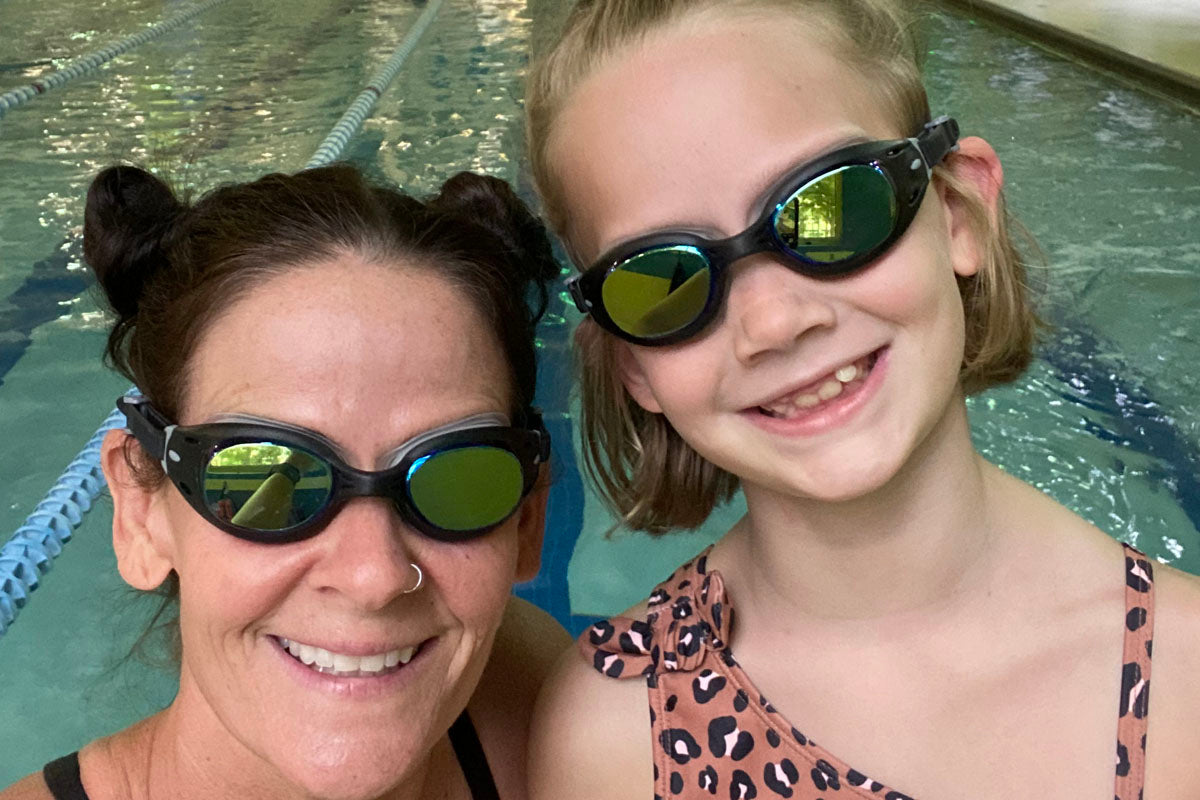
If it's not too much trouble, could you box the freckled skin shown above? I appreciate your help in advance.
[38,255,558,800]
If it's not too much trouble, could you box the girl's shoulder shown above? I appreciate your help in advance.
[1142,560,1200,796]
[526,552,721,800]
[0,773,54,800]
[578,547,731,680]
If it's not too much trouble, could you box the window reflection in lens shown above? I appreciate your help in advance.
[204,443,332,531]
[774,165,897,263]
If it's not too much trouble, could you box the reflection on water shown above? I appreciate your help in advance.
[950,0,1200,81]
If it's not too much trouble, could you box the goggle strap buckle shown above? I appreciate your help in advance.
[915,116,961,177]
[565,276,590,313]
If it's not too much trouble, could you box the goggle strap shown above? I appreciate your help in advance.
[915,116,961,178]
[117,394,171,470]
[565,276,590,313]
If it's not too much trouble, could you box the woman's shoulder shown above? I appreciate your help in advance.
[469,596,573,799]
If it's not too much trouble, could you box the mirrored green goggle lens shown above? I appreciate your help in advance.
[773,164,898,263]
[600,245,711,339]
[204,442,333,532]
[408,445,525,532]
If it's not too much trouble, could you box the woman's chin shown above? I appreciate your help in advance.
[277,753,415,800]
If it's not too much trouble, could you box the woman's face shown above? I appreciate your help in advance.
[137,256,542,798]
[551,12,982,504]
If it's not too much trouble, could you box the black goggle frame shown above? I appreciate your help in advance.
[567,116,961,346]
[117,394,551,545]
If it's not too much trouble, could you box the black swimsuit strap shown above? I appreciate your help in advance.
[449,709,501,800]
[43,752,89,800]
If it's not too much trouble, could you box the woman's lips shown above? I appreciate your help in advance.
[274,636,419,678]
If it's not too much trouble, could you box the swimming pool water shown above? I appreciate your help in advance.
[1,0,1197,784]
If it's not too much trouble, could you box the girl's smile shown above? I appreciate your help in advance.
[554,13,979,503]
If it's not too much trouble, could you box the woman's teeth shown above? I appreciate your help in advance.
[760,358,869,418]
[278,637,415,677]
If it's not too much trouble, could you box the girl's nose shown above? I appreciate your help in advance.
[308,498,420,611]
[727,256,837,364]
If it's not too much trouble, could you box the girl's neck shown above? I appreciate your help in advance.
[718,397,1005,622]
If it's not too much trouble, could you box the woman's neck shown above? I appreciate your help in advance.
[718,397,1006,623]
[91,670,449,800]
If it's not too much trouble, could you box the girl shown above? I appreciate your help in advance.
[524,1,1200,798]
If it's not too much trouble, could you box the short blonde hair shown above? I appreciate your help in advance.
[527,0,1042,533]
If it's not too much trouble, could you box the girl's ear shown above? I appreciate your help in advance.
[613,340,664,414]
[102,429,175,590]
[940,135,1004,279]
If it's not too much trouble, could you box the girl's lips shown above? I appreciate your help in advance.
[743,346,889,436]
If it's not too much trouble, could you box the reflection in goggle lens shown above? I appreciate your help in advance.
[407,445,525,532]
[205,442,332,531]
[202,440,526,535]
[773,165,897,263]
[601,245,711,338]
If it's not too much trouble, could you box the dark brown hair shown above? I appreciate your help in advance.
[87,163,559,431]
[84,163,560,658]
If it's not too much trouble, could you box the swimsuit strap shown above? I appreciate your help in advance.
[1114,544,1155,800]
[43,752,89,800]
[449,709,501,800]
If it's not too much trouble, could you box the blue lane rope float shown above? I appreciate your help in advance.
[305,0,444,168]
[0,0,233,121]
[0,408,124,636]
[0,0,445,639]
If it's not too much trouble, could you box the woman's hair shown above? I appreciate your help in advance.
[526,0,1042,533]
[84,163,560,658]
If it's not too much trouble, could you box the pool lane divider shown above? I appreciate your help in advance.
[0,0,446,639]
[0,0,233,121]
[305,0,445,168]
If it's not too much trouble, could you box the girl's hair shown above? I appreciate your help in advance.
[526,0,1041,533]
[84,163,560,658]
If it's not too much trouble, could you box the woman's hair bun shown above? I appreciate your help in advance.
[84,165,185,320]
[429,171,560,318]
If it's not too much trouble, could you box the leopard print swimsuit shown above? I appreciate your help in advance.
[580,544,1154,800]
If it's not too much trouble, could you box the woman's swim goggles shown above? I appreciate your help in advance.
[566,117,961,345]
[118,394,550,544]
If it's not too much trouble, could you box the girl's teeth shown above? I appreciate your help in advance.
[835,364,859,383]
[796,393,821,409]
[816,379,843,401]
[279,637,415,677]
[760,357,869,417]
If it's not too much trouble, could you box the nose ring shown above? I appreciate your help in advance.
[403,563,424,594]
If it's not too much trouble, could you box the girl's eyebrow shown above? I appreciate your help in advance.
[746,133,871,209]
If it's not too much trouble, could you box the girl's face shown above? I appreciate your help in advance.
[551,13,983,503]
[124,258,543,798]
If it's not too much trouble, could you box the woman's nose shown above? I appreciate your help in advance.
[727,256,836,365]
[308,498,420,611]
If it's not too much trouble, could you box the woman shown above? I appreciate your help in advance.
[523,0,1200,798]
[2,163,570,799]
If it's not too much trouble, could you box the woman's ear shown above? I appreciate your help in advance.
[514,464,551,583]
[940,135,1004,279]
[102,428,174,590]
